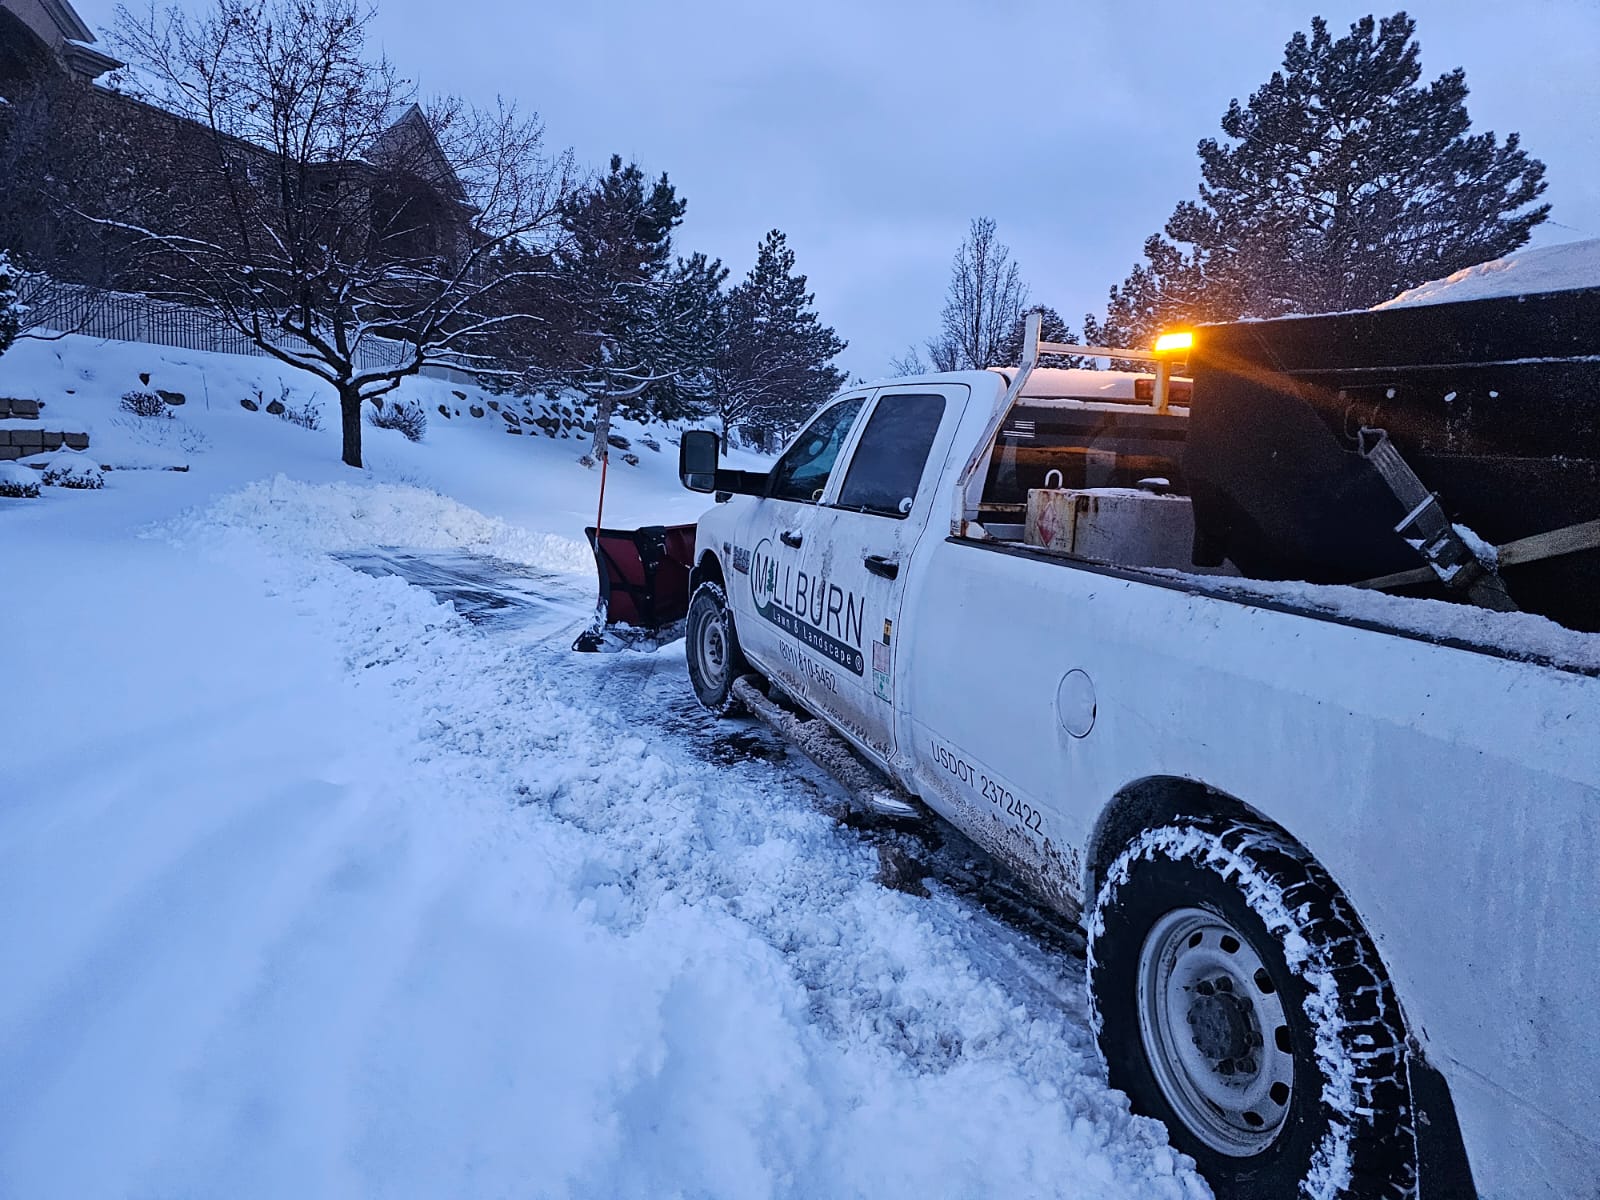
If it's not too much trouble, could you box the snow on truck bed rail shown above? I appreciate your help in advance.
[1150,569,1600,675]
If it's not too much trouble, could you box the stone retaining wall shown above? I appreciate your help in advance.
[0,397,90,460]
[0,430,92,460]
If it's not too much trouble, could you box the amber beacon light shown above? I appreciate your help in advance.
[1147,330,1193,413]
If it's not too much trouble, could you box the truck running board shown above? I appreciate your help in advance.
[730,676,923,821]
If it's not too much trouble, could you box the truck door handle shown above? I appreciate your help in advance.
[863,554,899,579]
[780,529,803,548]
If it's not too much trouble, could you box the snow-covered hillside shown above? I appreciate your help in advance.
[0,336,1206,1199]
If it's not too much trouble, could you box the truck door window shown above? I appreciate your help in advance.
[768,396,866,503]
[835,393,946,518]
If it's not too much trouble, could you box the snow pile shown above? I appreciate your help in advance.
[177,474,595,575]
[1375,237,1600,308]
[0,332,760,537]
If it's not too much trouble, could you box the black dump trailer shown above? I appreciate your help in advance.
[1184,286,1600,632]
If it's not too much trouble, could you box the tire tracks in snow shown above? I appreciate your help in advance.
[2,515,1209,1199]
[326,546,1208,1198]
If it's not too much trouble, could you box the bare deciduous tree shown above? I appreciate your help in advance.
[927,217,1029,372]
[108,0,574,467]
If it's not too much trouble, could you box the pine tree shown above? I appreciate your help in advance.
[1094,12,1549,348]
[707,230,847,452]
[994,305,1097,371]
[632,251,729,426]
[550,155,692,460]
[0,252,19,358]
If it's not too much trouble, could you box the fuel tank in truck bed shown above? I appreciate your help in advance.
[1182,286,1600,631]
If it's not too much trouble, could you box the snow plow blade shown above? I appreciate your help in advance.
[573,523,697,651]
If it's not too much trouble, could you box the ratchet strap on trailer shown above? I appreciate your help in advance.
[1356,428,1517,610]
[1353,517,1600,593]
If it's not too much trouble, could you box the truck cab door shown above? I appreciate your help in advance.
[728,393,870,694]
[795,384,969,768]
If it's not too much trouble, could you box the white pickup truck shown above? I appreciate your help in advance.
[635,295,1600,1200]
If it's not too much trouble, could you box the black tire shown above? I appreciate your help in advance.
[1087,819,1417,1200]
[685,581,746,715]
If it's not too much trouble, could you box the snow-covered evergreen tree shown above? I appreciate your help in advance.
[551,156,717,461]
[0,251,20,358]
[632,251,729,427]
[1092,12,1549,348]
[707,230,847,451]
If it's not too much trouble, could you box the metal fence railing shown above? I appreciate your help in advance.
[21,277,478,385]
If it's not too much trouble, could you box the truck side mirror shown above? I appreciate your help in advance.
[679,430,720,492]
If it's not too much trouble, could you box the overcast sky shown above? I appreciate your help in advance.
[77,0,1600,379]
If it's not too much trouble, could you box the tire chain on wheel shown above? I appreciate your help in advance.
[1087,818,1419,1200]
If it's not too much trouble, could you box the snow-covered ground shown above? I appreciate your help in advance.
[0,335,1205,1198]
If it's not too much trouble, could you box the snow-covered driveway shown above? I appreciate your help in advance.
[0,478,1205,1199]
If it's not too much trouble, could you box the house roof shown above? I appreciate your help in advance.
[371,104,471,207]
[0,0,121,77]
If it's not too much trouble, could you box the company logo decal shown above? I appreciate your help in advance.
[749,537,865,675]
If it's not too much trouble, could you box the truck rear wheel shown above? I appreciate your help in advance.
[1087,819,1417,1199]
[686,581,746,716]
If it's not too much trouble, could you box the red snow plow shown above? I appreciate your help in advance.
[572,523,697,651]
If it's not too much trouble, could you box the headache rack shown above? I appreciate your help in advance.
[953,311,1189,536]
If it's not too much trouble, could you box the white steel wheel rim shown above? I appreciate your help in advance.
[696,606,729,689]
[1136,907,1296,1157]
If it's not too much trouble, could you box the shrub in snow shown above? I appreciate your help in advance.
[0,462,40,498]
[120,390,169,418]
[40,451,105,490]
[279,400,322,430]
[369,399,427,442]
[108,414,210,457]
[266,386,322,431]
